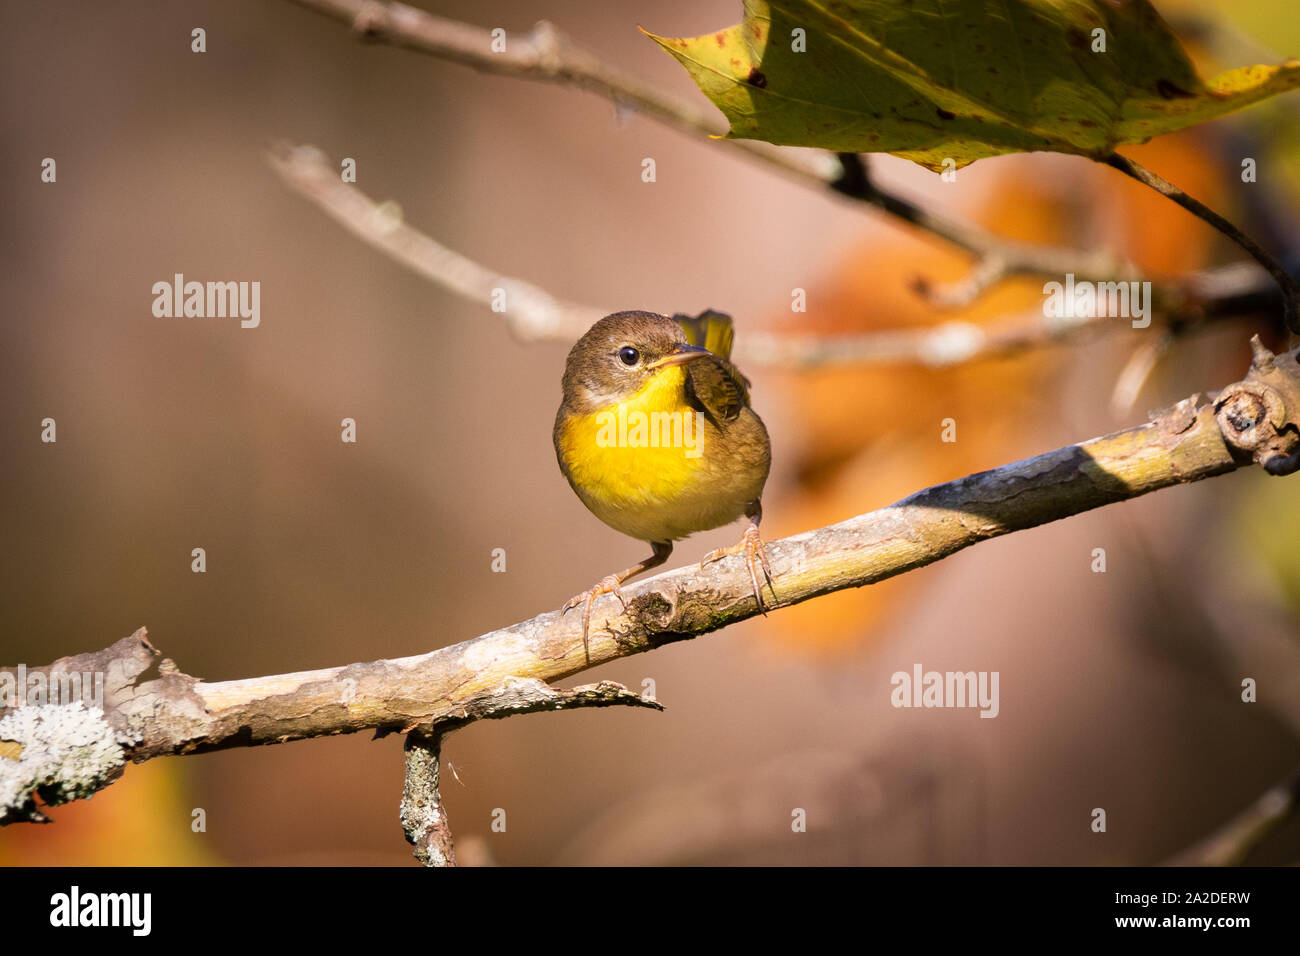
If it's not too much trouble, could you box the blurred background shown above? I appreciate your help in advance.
[2,0,1299,865]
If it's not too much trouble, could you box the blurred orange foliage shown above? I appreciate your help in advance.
[757,133,1225,652]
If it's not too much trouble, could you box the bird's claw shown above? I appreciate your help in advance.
[562,574,627,660]
[701,526,775,614]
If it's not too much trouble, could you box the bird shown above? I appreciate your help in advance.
[553,309,773,655]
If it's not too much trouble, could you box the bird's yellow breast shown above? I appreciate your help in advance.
[558,367,706,499]
[556,367,759,541]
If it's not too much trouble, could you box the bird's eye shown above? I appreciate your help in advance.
[618,346,640,366]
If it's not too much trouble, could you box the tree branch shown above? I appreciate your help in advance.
[1106,152,1300,333]
[282,0,1137,300]
[829,152,1132,303]
[269,144,1282,369]
[401,731,456,866]
[1166,767,1300,866]
[4,338,1298,827]
[267,143,603,342]
[396,677,659,865]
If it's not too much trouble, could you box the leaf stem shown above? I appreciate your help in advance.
[1105,152,1300,333]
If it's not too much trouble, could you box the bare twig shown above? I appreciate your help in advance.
[743,306,1136,370]
[1166,767,1300,866]
[4,337,1298,828]
[911,251,1012,309]
[269,144,1281,368]
[401,731,456,866]
[1109,331,1176,418]
[267,143,602,341]
[396,677,659,866]
[1106,152,1300,333]
[829,152,1131,302]
[282,0,1138,298]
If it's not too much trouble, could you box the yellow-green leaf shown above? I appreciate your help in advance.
[646,0,1300,171]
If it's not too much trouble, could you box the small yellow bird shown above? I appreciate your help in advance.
[553,309,773,652]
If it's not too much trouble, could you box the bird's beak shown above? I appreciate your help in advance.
[647,343,711,369]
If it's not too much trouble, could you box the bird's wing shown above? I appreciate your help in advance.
[673,310,751,423]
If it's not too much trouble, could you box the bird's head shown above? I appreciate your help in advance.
[560,311,711,412]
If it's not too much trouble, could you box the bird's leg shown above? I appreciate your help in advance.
[563,541,672,660]
[700,500,775,614]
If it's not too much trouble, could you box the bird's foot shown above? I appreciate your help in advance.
[562,574,628,659]
[701,525,775,614]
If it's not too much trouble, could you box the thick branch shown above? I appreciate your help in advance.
[3,339,1297,824]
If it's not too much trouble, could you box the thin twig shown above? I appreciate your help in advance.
[1166,767,1300,866]
[283,0,1136,298]
[830,152,1131,302]
[1109,331,1176,418]
[1106,152,1300,333]
[269,144,1280,368]
[744,307,1129,369]
[912,251,1011,308]
[401,731,456,866]
[396,679,658,864]
[267,143,602,341]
